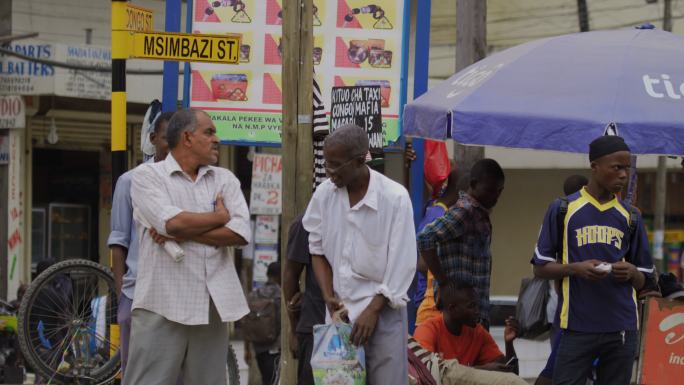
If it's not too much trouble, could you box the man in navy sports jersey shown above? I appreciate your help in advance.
[531,135,654,385]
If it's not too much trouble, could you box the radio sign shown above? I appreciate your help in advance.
[130,32,240,64]
[0,96,25,129]
[126,4,153,32]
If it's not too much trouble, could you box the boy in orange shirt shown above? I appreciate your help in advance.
[414,280,519,373]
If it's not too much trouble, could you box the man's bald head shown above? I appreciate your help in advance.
[324,124,369,157]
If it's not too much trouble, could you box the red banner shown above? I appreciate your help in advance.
[639,298,684,385]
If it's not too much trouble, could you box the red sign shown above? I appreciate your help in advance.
[639,298,684,385]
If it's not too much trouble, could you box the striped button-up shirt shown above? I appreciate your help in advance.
[130,154,251,325]
[417,193,493,323]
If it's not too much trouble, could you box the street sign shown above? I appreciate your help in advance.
[112,2,153,32]
[128,31,240,64]
[125,4,153,32]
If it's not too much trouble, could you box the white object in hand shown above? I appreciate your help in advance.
[133,208,184,262]
[596,263,612,272]
[162,241,185,262]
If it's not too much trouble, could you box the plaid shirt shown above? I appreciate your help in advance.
[131,154,252,325]
[416,192,493,322]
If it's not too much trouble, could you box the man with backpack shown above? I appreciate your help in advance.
[534,174,588,385]
[108,110,173,377]
[531,135,655,385]
[244,262,282,385]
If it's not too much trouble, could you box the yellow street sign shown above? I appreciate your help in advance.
[112,2,154,32]
[128,31,240,64]
[125,4,154,32]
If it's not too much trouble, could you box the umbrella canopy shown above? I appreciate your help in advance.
[403,27,684,155]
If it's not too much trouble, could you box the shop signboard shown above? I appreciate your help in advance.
[0,41,55,95]
[54,45,111,100]
[0,96,25,129]
[0,40,161,103]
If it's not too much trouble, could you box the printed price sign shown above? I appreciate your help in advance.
[250,153,282,215]
[330,85,382,152]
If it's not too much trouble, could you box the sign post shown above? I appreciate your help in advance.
[110,0,154,189]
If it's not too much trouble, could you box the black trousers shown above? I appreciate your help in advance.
[297,332,315,385]
[256,351,280,385]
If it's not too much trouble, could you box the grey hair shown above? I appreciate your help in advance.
[324,124,369,157]
[166,108,201,149]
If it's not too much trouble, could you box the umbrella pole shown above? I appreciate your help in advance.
[652,0,673,266]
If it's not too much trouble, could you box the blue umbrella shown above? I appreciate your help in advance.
[403,27,684,155]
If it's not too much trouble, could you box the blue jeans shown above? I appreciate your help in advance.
[553,330,637,385]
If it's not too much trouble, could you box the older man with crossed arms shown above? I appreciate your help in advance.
[124,108,251,385]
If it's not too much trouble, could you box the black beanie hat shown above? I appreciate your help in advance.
[589,136,630,162]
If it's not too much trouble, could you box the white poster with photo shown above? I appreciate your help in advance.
[253,246,278,283]
[255,215,279,244]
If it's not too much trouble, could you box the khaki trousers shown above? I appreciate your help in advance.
[123,302,228,385]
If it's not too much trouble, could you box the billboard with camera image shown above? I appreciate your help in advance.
[191,0,408,146]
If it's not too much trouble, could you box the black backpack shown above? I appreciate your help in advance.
[243,288,279,345]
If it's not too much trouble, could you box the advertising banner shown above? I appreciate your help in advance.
[639,298,684,385]
[191,0,408,146]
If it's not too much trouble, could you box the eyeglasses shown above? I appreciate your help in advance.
[324,155,364,175]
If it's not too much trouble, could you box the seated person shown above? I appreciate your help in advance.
[413,280,519,373]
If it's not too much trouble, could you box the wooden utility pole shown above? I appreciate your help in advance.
[454,0,486,171]
[281,0,313,383]
[653,0,673,264]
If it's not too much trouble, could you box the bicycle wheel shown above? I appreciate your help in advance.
[227,343,240,385]
[17,259,120,384]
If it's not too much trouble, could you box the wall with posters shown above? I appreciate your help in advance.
[191,0,408,146]
[248,153,283,284]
